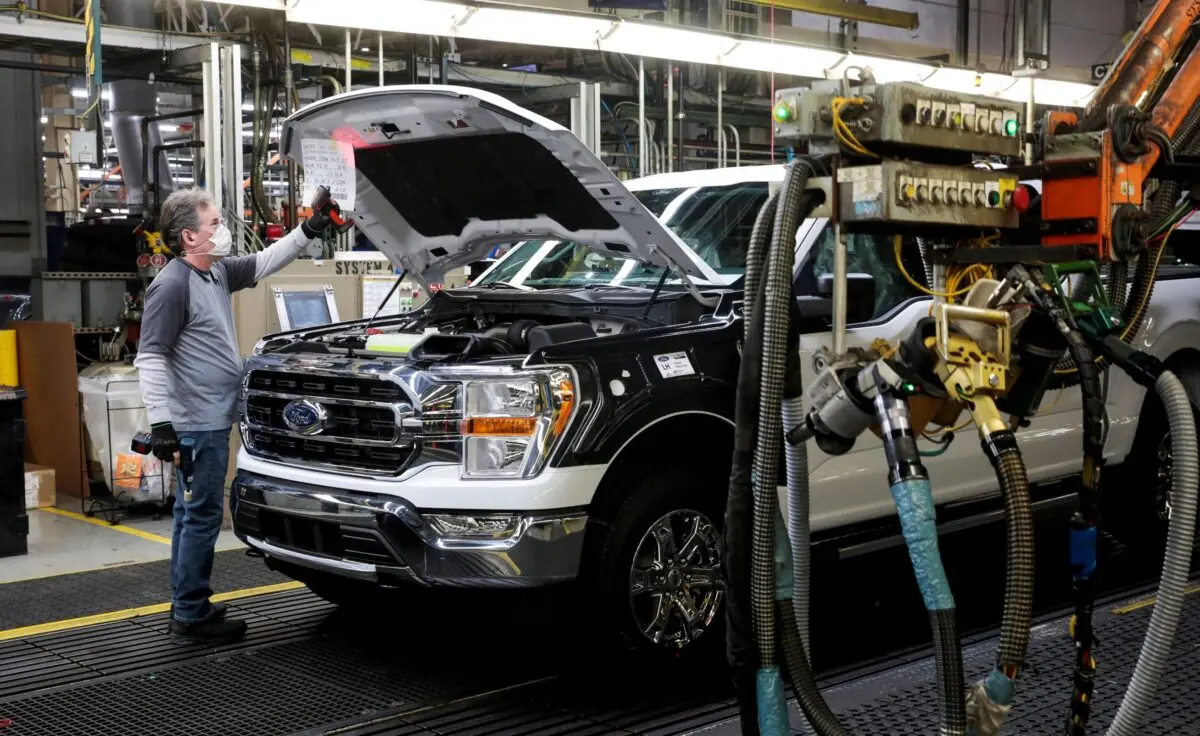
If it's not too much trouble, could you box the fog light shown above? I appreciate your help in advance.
[423,513,521,540]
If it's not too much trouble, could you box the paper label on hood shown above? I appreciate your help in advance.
[653,351,695,379]
[301,138,357,211]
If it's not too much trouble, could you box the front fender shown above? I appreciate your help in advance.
[1105,279,1200,462]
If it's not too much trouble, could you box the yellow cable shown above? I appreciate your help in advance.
[895,235,976,299]
[1037,386,1066,415]
[831,97,879,157]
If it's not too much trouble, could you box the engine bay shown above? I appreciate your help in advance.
[255,284,721,362]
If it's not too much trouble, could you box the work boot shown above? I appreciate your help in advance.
[166,601,227,630]
[170,615,248,644]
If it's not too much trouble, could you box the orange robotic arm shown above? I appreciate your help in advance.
[1038,0,1200,260]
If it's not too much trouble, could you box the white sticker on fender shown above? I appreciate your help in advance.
[653,351,695,378]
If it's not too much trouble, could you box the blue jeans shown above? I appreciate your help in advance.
[171,427,231,623]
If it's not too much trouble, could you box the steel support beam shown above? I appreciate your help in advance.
[201,43,223,212]
[742,0,918,30]
[0,15,200,50]
[220,44,244,241]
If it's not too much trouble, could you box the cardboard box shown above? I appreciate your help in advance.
[24,463,56,509]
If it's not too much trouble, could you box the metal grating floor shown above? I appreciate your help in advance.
[696,580,1200,735]
[0,549,288,629]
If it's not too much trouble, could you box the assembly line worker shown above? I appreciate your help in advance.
[134,187,336,644]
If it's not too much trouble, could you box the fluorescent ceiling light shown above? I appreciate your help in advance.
[719,39,842,76]
[216,0,1096,108]
[826,53,935,85]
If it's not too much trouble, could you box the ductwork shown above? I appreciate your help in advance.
[109,80,175,217]
[105,0,174,216]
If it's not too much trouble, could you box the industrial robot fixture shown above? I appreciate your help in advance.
[725,1,1200,734]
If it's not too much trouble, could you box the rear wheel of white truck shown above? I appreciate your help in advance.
[1106,362,1200,559]
[582,464,727,667]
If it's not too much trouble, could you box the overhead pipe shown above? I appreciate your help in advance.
[639,56,647,177]
[666,62,674,172]
[717,68,724,167]
[956,0,970,66]
[284,24,299,229]
[726,124,742,167]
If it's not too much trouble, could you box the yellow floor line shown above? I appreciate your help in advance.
[1110,583,1200,615]
[39,506,173,545]
[0,581,305,641]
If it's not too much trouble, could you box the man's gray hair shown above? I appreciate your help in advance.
[159,187,215,252]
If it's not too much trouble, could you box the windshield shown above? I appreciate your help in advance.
[473,181,770,289]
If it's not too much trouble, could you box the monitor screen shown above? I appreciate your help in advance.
[281,290,332,329]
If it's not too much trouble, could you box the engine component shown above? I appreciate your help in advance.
[772,81,1026,157]
[836,162,1022,231]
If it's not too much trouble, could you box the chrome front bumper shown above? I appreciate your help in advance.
[231,471,588,588]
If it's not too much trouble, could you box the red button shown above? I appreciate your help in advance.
[1012,186,1032,212]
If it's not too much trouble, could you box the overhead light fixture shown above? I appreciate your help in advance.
[825,53,934,85]
[213,0,1096,107]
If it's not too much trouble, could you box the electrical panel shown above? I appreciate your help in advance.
[836,161,1021,230]
[772,81,1026,157]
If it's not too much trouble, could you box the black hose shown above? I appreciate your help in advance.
[751,162,810,667]
[967,429,1035,734]
[985,432,1036,671]
[725,192,778,736]
[1054,317,1108,736]
[1105,261,1129,312]
[777,601,852,736]
[725,267,766,735]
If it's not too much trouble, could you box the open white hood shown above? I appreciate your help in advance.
[279,85,720,286]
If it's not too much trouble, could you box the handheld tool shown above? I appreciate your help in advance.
[178,437,196,503]
[311,185,355,234]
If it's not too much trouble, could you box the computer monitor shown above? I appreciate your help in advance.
[271,285,340,332]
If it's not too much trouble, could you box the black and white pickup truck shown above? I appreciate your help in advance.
[232,85,1200,662]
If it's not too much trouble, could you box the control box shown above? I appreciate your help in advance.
[772,81,1025,158]
[836,161,1021,230]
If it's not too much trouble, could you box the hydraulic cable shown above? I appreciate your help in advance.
[872,370,965,736]
[1008,266,1109,735]
[725,189,778,735]
[917,300,1033,735]
[1100,360,1200,735]
[751,159,809,730]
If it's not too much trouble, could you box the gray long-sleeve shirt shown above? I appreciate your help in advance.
[133,228,314,431]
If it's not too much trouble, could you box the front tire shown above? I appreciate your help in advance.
[582,465,727,665]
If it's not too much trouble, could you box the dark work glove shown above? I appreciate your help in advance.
[150,422,179,463]
[301,208,334,239]
[302,183,340,237]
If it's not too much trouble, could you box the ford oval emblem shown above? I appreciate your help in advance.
[282,399,329,435]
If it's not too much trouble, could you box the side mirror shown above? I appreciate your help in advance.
[815,273,877,324]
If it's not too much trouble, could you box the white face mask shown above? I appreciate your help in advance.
[201,223,233,258]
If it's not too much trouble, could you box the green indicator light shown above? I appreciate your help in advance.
[1004,118,1020,136]
[988,191,1001,206]
[773,103,792,123]
[902,382,915,393]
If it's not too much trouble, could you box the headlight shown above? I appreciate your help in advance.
[456,369,576,480]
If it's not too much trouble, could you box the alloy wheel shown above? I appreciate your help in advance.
[628,509,724,649]
[1156,432,1174,522]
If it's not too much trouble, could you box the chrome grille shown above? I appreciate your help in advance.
[245,395,398,442]
[241,369,415,475]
